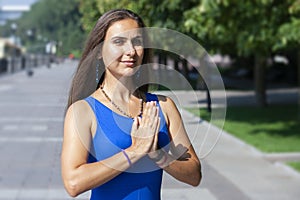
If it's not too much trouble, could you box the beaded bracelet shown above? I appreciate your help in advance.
[121,149,132,166]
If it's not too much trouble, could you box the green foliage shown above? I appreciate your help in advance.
[275,18,300,50]
[184,0,299,57]
[2,0,298,60]
[78,0,300,62]
[2,0,297,68]
[79,0,198,31]
[79,0,101,32]
[10,0,85,56]
[79,0,299,57]
[274,0,300,51]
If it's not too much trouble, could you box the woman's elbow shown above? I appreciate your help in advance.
[191,170,202,187]
[189,164,202,187]
[63,177,81,198]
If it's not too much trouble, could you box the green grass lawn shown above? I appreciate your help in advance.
[287,162,300,171]
[187,104,300,172]
[186,104,300,153]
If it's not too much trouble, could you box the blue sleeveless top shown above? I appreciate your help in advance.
[84,93,170,200]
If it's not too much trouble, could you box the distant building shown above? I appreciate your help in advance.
[0,0,38,25]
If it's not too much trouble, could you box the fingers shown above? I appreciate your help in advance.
[133,117,138,127]
[130,101,161,155]
[152,116,160,149]
[131,101,160,139]
[141,101,159,128]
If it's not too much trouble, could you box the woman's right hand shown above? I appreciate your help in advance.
[129,101,160,156]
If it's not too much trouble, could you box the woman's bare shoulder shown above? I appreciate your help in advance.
[156,94,177,110]
[154,94,180,123]
[65,98,96,135]
[67,99,92,115]
[65,99,96,127]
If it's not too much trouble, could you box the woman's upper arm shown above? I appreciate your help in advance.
[61,100,94,171]
[159,96,199,163]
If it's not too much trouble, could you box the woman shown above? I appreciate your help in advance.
[61,9,201,200]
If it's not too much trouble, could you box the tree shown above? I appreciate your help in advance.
[79,0,101,33]
[183,0,300,106]
[13,0,85,57]
[274,0,300,112]
[79,0,198,31]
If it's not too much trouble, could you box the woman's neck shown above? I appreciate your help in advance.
[101,72,137,102]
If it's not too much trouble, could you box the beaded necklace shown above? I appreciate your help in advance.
[100,85,143,118]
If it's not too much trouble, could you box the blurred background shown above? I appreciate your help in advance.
[0,0,299,103]
[0,0,299,199]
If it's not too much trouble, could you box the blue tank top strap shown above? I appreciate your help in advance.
[84,96,96,111]
[84,96,102,120]
[85,93,158,106]
[85,93,160,116]
[145,92,159,102]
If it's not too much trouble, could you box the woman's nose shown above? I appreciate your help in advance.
[124,42,136,56]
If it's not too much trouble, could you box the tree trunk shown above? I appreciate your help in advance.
[181,58,189,79]
[173,56,179,71]
[254,55,267,107]
[297,50,300,119]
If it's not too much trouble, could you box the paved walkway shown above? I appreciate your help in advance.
[159,88,300,200]
[0,60,299,200]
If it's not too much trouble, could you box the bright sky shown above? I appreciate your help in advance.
[0,0,39,25]
[0,0,38,7]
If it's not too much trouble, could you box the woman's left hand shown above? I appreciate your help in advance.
[128,101,160,156]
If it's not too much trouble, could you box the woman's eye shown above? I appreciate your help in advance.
[132,38,143,46]
[113,39,125,45]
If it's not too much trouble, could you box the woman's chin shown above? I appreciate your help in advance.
[123,67,140,77]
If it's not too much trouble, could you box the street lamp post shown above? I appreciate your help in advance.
[26,29,34,76]
[10,22,17,73]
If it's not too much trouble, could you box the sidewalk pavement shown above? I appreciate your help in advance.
[0,60,299,200]
[161,91,300,200]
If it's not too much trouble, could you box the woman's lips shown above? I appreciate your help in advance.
[121,60,136,67]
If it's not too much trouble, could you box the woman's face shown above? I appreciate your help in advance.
[102,18,144,78]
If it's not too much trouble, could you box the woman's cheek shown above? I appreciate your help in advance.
[103,46,123,67]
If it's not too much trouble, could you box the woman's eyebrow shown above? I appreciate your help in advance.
[111,36,127,40]
[133,35,143,39]
[111,34,142,40]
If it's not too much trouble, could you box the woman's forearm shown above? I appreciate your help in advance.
[62,149,141,197]
[157,153,202,187]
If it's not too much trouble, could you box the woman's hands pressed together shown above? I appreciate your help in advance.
[128,101,160,156]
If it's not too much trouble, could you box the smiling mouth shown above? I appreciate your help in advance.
[121,60,136,67]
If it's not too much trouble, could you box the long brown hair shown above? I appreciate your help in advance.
[66,9,151,109]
